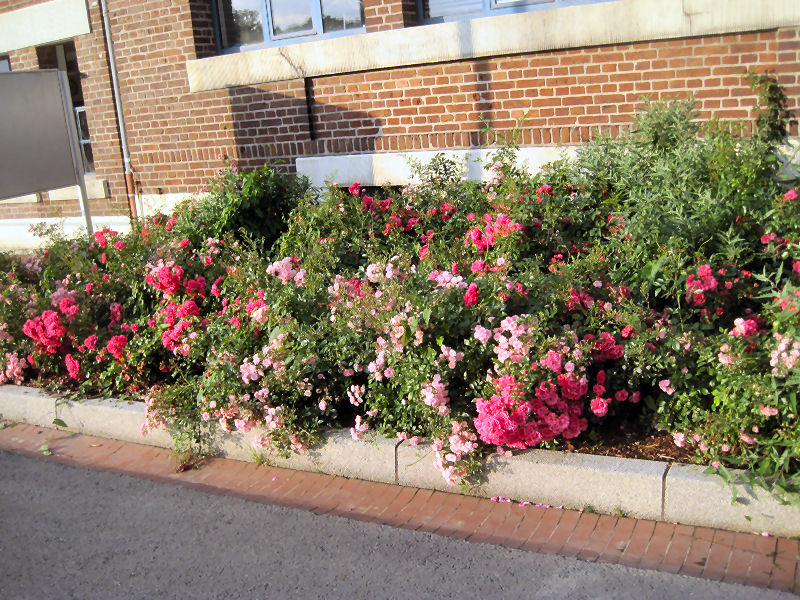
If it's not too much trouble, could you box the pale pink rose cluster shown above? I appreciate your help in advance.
[770,332,800,376]
[428,270,468,290]
[266,256,306,286]
[0,352,28,385]
[350,415,370,440]
[432,421,478,485]
[421,374,450,416]
[439,344,464,369]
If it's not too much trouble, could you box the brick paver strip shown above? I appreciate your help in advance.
[518,505,564,553]
[413,490,467,533]
[466,500,514,544]
[432,494,494,539]
[0,422,798,594]
[539,508,582,555]
[504,505,548,549]
[722,531,759,585]
[700,537,733,581]
[637,521,675,571]
[660,532,694,575]
[482,504,528,547]
[581,514,624,562]
[770,538,799,592]
[559,512,600,557]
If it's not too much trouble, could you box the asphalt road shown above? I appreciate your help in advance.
[0,451,792,600]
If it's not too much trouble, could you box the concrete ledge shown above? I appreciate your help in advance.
[296,147,577,188]
[1,385,798,536]
[664,463,800,538]
[0,216,132,252]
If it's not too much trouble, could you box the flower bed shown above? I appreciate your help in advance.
[1,78,799,498]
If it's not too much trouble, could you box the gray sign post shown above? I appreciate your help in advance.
[0,70,93,234]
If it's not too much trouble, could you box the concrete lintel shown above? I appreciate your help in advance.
[0,0,91,54]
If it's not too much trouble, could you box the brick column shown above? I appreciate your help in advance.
[363,0,418,32]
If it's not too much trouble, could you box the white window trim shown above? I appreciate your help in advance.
[187,0,800,92]
[215,0,366,53]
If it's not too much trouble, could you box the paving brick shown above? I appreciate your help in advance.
[722,533,758,586]
[412,490,466,533]
[346,481,404,521]
[306,474,350,514]
[373,486,419,524]
[481,504,529,547]
[559,512,600,557]
[660,533,693,574]
[504,506,548,549]
[467,502,513,544]
[539,509,582,555]
[618,519,656,567]
[679,538,713,578]
[769,538,799,592]
[390,489,436,528]
[637,522,675,570]
[583,514,624,562]
[436,496,497,540]
[519,508,564,553]
[747,536,779,589]
[700,539,733,581]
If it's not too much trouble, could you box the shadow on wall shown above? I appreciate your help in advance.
[228,85,381,173]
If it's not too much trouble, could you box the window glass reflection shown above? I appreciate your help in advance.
[269,0,315,37]
[218,0,264,47]
[321,0,363,32]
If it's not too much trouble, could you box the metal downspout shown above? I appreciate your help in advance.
[98,0,139,222]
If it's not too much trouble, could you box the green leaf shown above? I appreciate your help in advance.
[52,418,68,428]
[422,307,432,325]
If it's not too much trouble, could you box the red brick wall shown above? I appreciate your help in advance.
[0,0,798,223]
[364,0,417,31]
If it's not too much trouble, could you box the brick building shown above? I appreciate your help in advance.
[0,0,798,246]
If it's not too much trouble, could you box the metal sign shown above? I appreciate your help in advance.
[0,69,92,232]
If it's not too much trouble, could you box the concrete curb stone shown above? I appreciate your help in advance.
[664,463,799,538]
[1,385,799,536]
[397,441,665,520]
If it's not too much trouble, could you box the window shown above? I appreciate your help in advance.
[420,0,612,22]
[0,56,10,72]
[214,0,365,52]
[36,42,94,173]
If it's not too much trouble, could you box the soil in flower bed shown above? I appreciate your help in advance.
[557,419,697,464]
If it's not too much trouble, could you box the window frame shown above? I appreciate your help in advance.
[418,0,614,24]
[212,0,366,54]
[0,55,10,72]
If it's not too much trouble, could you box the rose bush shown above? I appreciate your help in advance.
[0,77,798,497]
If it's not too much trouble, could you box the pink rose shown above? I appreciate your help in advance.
[464,283,479,307]
[590,397,608,417]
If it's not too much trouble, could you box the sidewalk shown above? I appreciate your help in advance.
[1,421,797,595]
